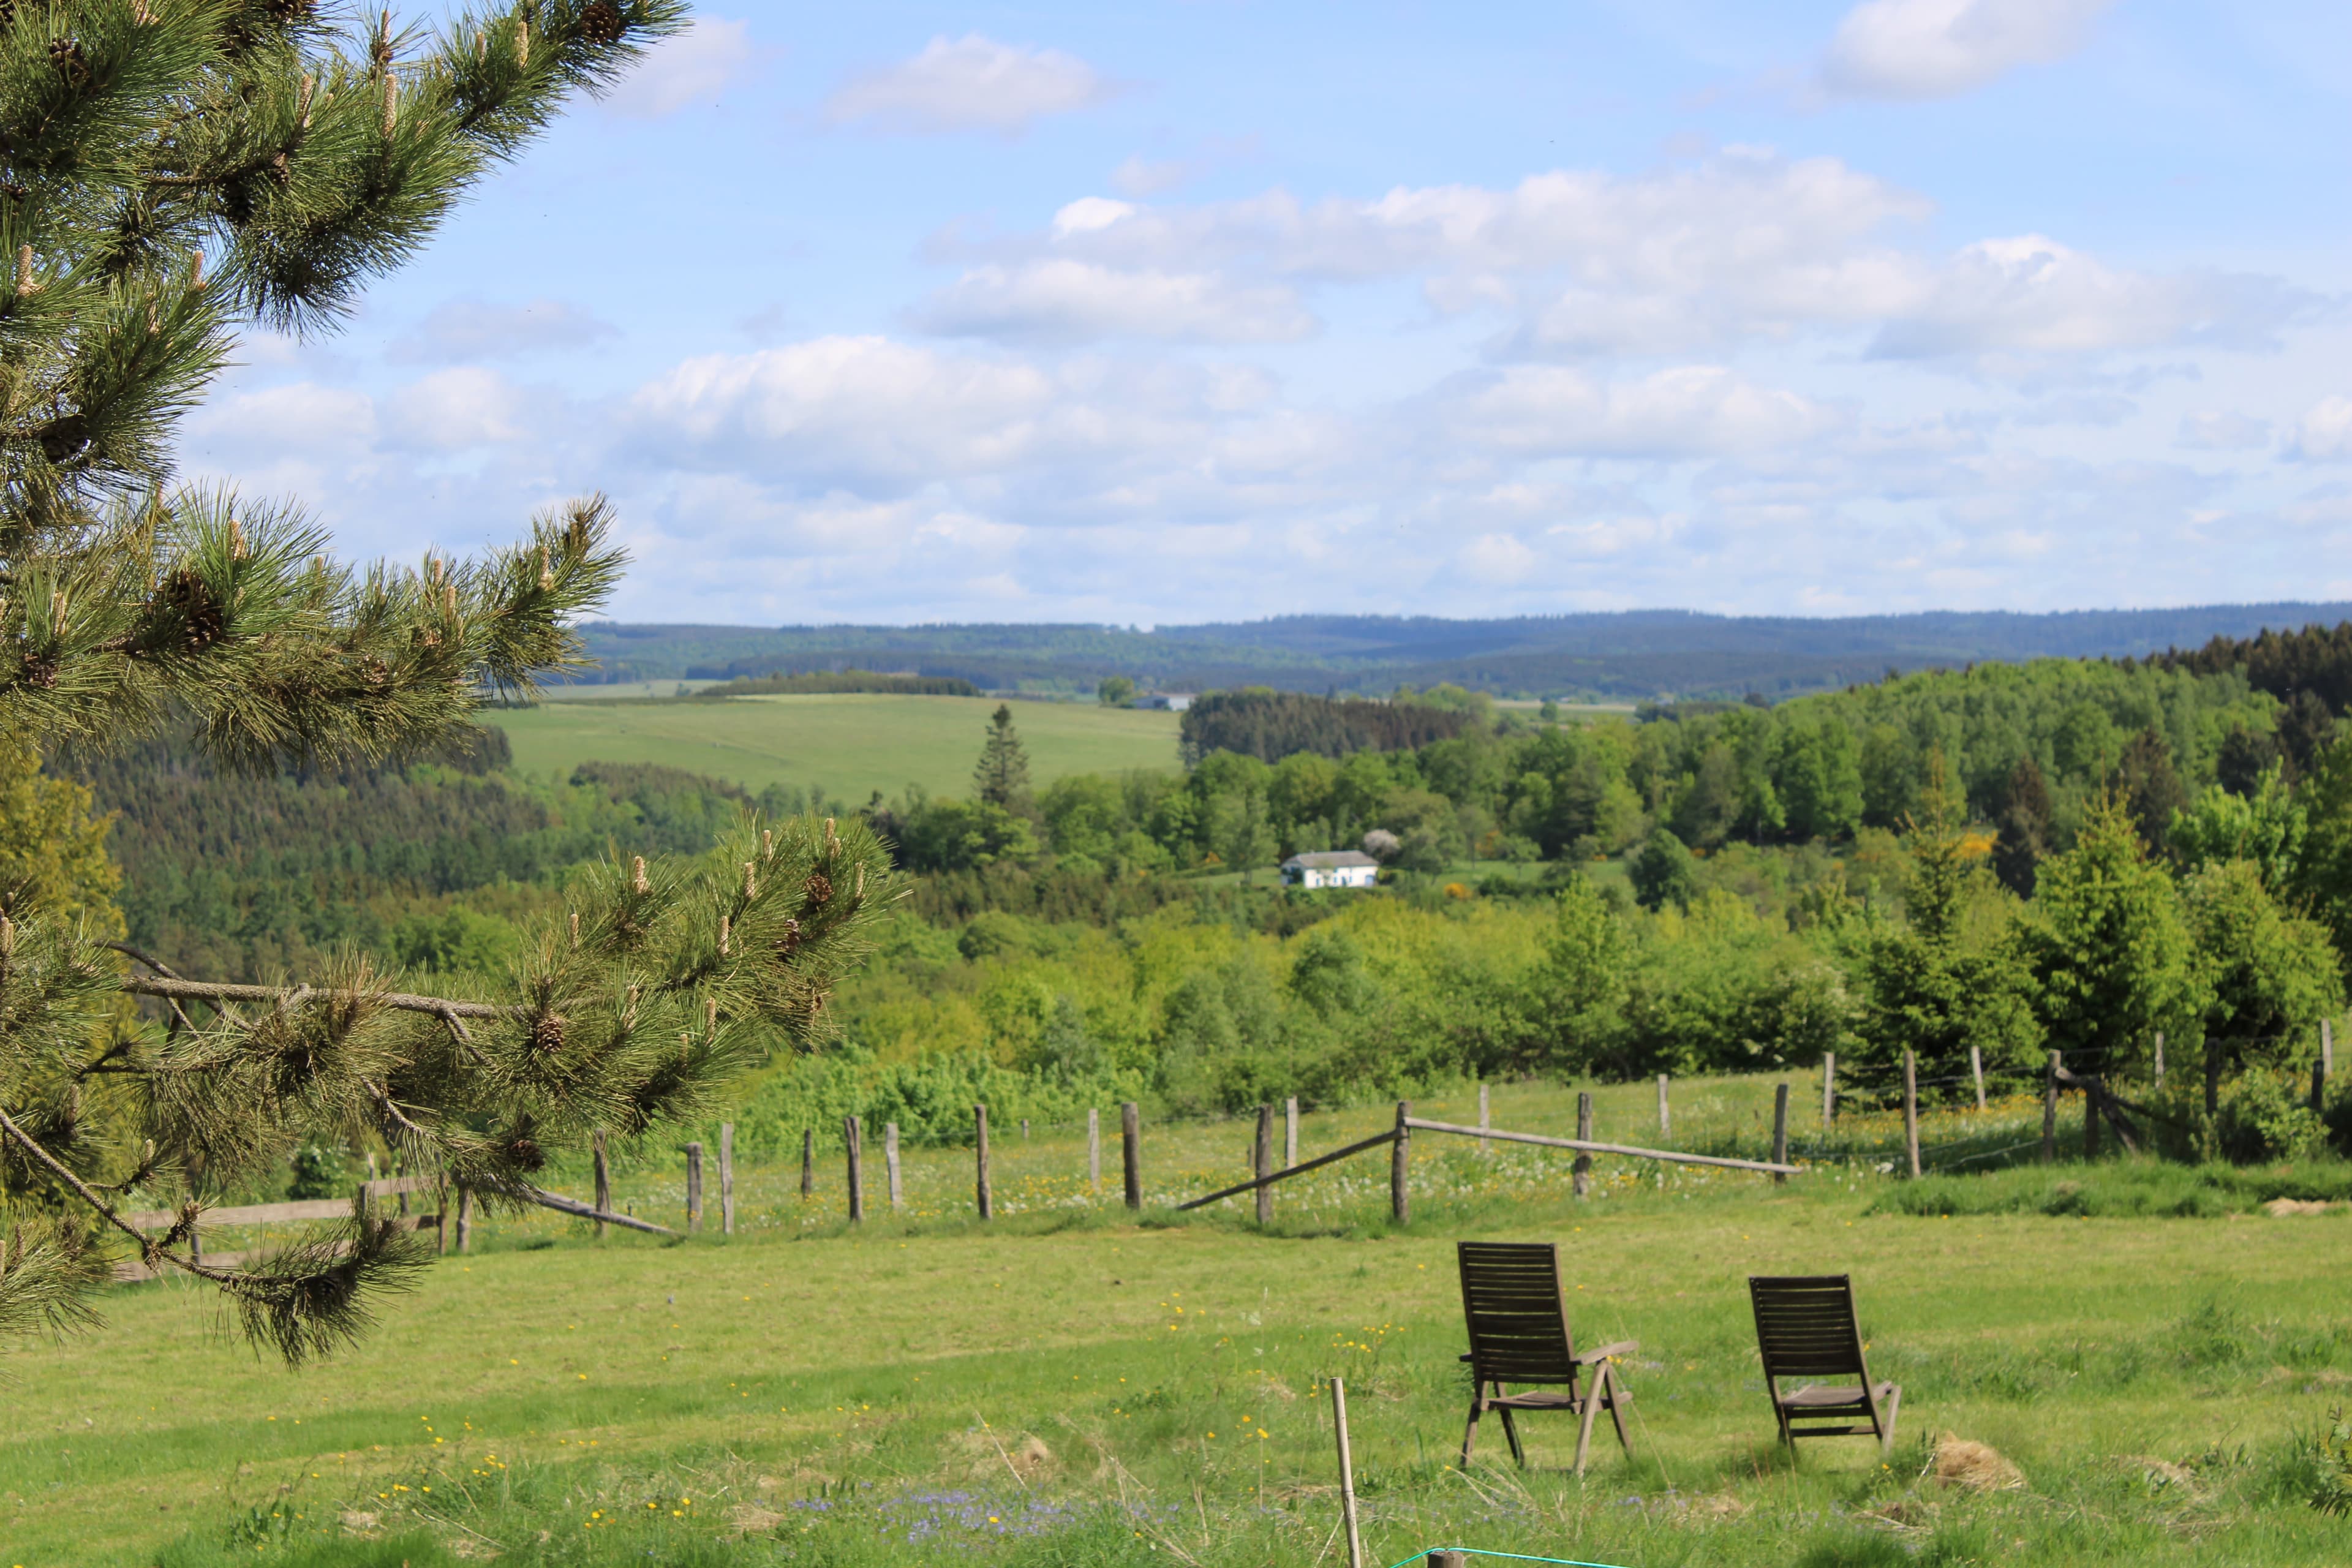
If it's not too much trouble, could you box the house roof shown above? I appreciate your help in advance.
[1282,851,1379,869]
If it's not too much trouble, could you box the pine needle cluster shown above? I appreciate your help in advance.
[0,0,907,1366]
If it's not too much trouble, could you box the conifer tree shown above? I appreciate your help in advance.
[974,703,1030,808]
[0,0,900,1363]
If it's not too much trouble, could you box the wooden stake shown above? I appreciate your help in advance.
[719,1122,735,1235]
[974,1104,992,1220]
[1478,1082,1491,1156]
[1254,1104,1275,1226]
[1286,1096,1300,1167]
[886,1122,903,1212]
[2153,1030,2165,1088]
[1658,1073,1670,1139]
[1572,1091,1593,1199]
[685,1142,704,1233]
[1389,1101,1411,1224]
[2043,1052,2060,1164]
[845,1115,864,1223]
[801,1128,814,1197]
[1822,1051,1836,1130]
[2325,1019,2336,1079]
[455,1185,472,1254]
[1970,1044,1986,1111]
[1331,1375,1364,1568]
[1771,1082,1789,1185]
[1902,1050,1921,1178]
[1087,1107,1101,1195]
[592,1131,609,1240]
[1121,1101,1142,1210]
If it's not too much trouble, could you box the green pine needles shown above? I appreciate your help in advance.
[0,0,904,1365]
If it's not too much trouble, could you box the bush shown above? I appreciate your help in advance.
[2149,1066,2331,1163]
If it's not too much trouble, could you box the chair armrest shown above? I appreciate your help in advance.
[1574,1340,1638,1364]
[1458,1352,1474,1363]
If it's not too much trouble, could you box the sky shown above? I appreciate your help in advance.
[182,1,2352,627]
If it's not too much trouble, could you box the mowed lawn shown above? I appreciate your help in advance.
[6,1079,2350,1566]
[481,693,1182,801]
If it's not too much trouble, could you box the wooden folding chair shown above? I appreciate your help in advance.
[1455,1241,1636,1475]
[1747,1274,1901,1456]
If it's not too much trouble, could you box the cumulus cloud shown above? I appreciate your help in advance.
[911,260,1315,344]
[382,368,533,451]
[824,34,1112,134]
[2289,396,2352,462]
[1435,365,1843,459]
[601,18,765,118]
[2177,410,2271,451]
[1819,0,2116,100]
[389,298,619,364]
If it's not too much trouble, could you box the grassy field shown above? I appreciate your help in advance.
[480,694,1183,801]
[7,1076,2351,1567]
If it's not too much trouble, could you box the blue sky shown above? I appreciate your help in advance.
[184,1,2352,626]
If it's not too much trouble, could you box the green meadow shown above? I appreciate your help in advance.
[480,694,1183,802]
[9,1076,2351,1567]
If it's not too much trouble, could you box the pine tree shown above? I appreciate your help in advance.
[0,1,901,1365]
[973,703,1030,808]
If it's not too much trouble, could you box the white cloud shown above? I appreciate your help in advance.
[383,368,531,451]
[1820,0,2116,100]
[389,298,618,364]
[1112,156,1194,197]
[2289,396,2352,462]
[1436,365,1843,459]
[911,260,1315,344]
[601,18,765,118]
[824,35,1112,135]
[2177,410,2271,451]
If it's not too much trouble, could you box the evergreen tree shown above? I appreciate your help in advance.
[2024,792,2198,1074]
[973,703,1031,808]
[0,1,901,1365]
[1990,753,2051,897]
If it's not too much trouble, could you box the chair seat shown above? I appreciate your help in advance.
[1778,1381,1897,1410]
[1485,1386,1629,1412]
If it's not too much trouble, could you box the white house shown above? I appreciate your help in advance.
[1280,850,1380,889]
[1136,692,1195,711]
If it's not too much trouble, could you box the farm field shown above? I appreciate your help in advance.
[7,1077,2350,1567]
[480,693,1183,802]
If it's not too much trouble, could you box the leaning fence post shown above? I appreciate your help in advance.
[592,1130,610,1239]
[1970,1045,1986,1111]
[974,1104,992,1220]
[845,1114,864,1223]
[1286,1096,1300,1167]
[801,1128,814,1198]
[1822,1051,1836,1130]
[1771,1083,1789,1185]
[454,1184,472,1254]
[2043,1051,2060,1163]
[720,1121,736,1235]
[1389,1101,1411,1225]
[1254,1104,1275,1225]
[685,1141,704,1232]
[1658,1074,1671,1139]
[1572,1091,1593,1200]
[1331,1374,1365,1568]
[1087,1107,1101,1195]
[1121,1101,1142,1210]
[1902,1050,1921,1178]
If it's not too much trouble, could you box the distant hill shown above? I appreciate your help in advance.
[568,605,2352,703]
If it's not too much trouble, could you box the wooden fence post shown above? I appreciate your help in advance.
[845,1115,864,1223]
[720,1122,735,1236]
[1822,1052,1836,1130]
[1771,1083,1789,1186]
[1087,1107,1101,1195]
[1477,1082,1490,1156]
[1121,1101,1142,1210]
[2043,1051,2060,1164]
[1658,1074,1671,1139]
[592,1131,610,1239]
[1572,1092,1593,1200]
[685,1142,704,1233]
[1286,1096,1300,1167]
[974,1104,992,1220]
[1254,1104,1275,1225]
[2153,1030,2165,1088]
[1970,1045,1986,1111]
[886,1122,903,1211]
[801,1128,815,1198]
[454,1185,472,1254]
[1389,1101,1411,1224]
[1331,1374,1365,1568]
[1902,1050,1921,1178]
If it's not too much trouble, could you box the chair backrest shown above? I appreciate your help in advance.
[1457,1242,1577,1386]
[1749,1275,1868,1384]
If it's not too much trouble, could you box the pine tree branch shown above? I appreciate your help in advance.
[121,975,505,1019]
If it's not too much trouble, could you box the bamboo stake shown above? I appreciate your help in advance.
[845,1114,865,1223]
[1822,1051,1836,1129]
[685,1141,703,1232]
[1658,1073,1670,1139]
[1771,1083,1789,1185]
[1572,1092,1593,1199]
[1286,1096,1300,1167]
[886,1122,903,1212]
[1970,1044,1986,1110]
[1332,1376,1364,1568]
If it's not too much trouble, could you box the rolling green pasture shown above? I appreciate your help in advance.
[480,694,1183,801]
[7,1077,2351,1567]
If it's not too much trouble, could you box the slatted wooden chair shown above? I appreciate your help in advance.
[1747,1274,1901,1455]
[1455,1240,1636,1474]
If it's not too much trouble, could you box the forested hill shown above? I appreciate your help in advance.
[573,604,2352,702]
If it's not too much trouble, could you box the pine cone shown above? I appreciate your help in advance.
[267,0,312,21]
[503,1134,545,1172]
[530,1013,565,1053]
[802,871,834,908]
[576,1,625,44]
[47,37,88,88]
[162,567,225,649]
[18,651,57,689]
[773,918,802,957]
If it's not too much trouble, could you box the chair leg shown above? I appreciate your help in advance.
[1498,1404,1525,1468]
[1573,1373,1602,1477]
[1602,1365,1634,1455]
[1460,1397,1483,1467]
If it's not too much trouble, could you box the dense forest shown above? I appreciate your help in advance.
[50,625,2352,1171]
